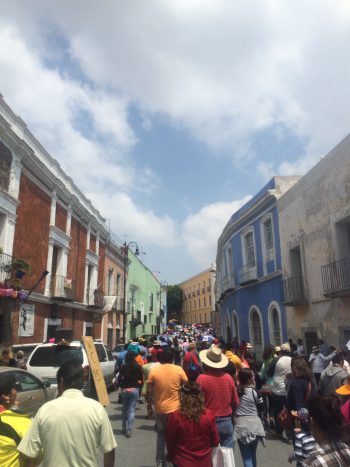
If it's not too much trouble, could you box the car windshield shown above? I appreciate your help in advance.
[29,346,80,367]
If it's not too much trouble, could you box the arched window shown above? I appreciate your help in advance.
[251,309,262,346]
[268,304,282,345]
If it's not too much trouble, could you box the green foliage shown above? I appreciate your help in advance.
[166,285,183,320]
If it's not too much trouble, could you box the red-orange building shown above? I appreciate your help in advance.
[0,94,125,347]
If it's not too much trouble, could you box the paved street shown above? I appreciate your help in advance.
[106,391,292,467]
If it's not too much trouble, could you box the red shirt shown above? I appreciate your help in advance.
[151,347,162,362]
[196,370,239,416]
[183,351,200,376]
[166,409,219,467]
[341,399,350,425]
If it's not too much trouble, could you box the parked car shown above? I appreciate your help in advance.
[0,367,56,416]
[26,341,115,395]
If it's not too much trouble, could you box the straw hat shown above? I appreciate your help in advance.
[336,382,350,396]
[199,344,228,369]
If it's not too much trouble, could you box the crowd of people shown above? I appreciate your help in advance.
[116,329,350,466]
[2,328,350,466]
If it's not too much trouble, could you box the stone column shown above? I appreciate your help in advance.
[50,191,57,226]
[86,224,91,250]
[96,232,100,256]
[8,156,22,200]
[4,215,16,256]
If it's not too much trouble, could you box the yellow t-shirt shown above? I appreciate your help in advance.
[148,364,188,414]
[225,351,242,371]
[0,410,32,467]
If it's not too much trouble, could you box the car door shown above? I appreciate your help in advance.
[14,370,48,416]
[103,344,116,387]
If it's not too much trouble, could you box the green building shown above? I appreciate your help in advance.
[126,251,161,340]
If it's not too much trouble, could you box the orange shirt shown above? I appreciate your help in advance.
[148,364,188,414]
[135,354,144,366]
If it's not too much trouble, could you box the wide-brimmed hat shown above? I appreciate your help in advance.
[275,346,281,353]
[336,383,350,396]
[153,340,161,346]
[281,342,291,353]
[199,344,228,369]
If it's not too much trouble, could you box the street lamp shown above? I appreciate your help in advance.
[121,242,139,343]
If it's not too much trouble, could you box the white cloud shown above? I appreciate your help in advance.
[182,196,252,268]
[90,192,179,249]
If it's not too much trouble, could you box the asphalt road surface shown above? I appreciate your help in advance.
[106,391,292,467]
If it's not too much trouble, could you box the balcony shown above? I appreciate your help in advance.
[50,276,76,302]
[0,252,13,283]
[282,276,308,306]
[238,264,258,285]
[222,275,235,294]
[86,288,105,309]
[321,258,350,298]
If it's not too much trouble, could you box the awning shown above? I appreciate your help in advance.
[103,296,117,313]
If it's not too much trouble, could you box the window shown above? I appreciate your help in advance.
[144,315,147,324]
[233,313,239,341]
[198,298,201,308]
[209,295,212,306]
[244,232,255,267]
[225,245,233,277]
[107,269,113,295]
[204,296,206,307]
[208,278,211,291]
[271,307,281,345]
[116,274,121,295]
[15,371,42,392]
[0,141,13,191]
[251,309,262,345]
[95,344,107,362]
[149,293,154,311]
[264,218,274,251]
[204,312,207,323]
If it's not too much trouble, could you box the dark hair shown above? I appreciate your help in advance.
[56,362,84,390]
[161,348,174,364]
[237,368,254,397]
[125,351,136,364]
[224,342,232,351]
[332,352,345,365]
[179,382,205,423]
[291,355,313,381]
[262,344,275,361]
[308,394,344,441]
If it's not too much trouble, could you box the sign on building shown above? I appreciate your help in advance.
[18,303,35,337]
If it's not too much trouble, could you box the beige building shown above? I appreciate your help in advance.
[278,134,350,353]
[179,265,217,329]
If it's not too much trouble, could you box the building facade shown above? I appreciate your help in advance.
[0,95,126,346]
[179,266,216,328]
[216,177,299,358]
[278,135,350,353]
[125,251,161,340]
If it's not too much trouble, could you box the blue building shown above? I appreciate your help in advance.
[215,176,300,359]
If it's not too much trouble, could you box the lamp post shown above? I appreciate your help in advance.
[121,241,139,343]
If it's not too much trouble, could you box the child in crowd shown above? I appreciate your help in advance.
[288,408,316,466]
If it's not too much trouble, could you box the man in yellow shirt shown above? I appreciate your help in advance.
[0,372,32,467]
[148,348,187,467]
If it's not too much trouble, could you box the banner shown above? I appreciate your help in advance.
[19,303,35,336]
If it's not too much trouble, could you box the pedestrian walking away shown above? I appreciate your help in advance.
[118,350,144,437]
[18,361,116,467]
[234,368,265,467]
[197,344,238,467]
[166,381,219,467]
[147,348,188,467]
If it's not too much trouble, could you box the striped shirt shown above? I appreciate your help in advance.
[289,430,316,466]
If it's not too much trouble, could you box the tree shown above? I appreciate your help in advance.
[166,285,183,321]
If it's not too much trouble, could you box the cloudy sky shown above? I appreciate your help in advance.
[1,1,350,283]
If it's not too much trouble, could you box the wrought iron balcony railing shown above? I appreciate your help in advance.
[0,252,13,283]
[282,276,308,305]
[321,258,350,298]
[238,264,258,285]
[50,276,76,302]
[86,288,105,309]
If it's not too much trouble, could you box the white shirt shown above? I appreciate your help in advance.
[309,352,335,374]
[18,389,116,467]
[272,355,292,396]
